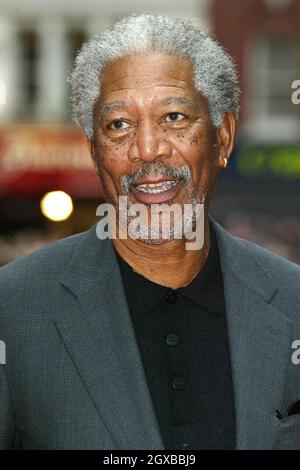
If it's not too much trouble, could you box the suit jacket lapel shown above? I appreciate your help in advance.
[55,227,164,450]
[212,219,292,449]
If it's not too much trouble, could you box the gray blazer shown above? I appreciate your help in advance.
[0,218,300,450]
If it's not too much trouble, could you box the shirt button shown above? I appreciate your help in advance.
[166,333,179,346]
[165,290,177,304]
[172,377,185,391]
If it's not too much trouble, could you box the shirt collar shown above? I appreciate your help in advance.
[115,220,225,321]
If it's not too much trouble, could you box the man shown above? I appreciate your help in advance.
[0,13,300,450]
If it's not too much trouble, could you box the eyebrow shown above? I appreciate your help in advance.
[158,96,196,110]
[98,96,197,116]
[99,101,128,116]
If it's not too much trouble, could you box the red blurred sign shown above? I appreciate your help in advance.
[0,125,102,198]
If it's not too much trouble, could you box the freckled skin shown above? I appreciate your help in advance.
[190,137,199,145]
[89,52,236,288]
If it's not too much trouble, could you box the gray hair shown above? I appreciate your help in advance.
[69,13,240,140]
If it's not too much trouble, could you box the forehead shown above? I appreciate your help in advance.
[99,52,199,103]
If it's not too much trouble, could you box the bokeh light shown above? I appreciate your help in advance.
[40,191,73,222]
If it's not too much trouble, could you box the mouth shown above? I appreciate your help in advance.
[130,178,181,204]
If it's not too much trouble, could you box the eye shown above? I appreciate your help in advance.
[165,112,186,122]
[108,120,130,130]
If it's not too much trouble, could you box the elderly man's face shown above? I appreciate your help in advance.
[92,53,230,242]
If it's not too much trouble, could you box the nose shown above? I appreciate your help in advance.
[128,119,172,163]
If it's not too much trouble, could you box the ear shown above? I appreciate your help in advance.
[216,112,237,169]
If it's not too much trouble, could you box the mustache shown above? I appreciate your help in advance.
[120,161,192,193]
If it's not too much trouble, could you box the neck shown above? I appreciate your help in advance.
[113,215,211,289]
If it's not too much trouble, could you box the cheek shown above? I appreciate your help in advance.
[171,132,212,176]
[170,129,218,192]
[98,139,130,184]
[99,138,126,163]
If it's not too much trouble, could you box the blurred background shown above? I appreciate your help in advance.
[0,0,299,265]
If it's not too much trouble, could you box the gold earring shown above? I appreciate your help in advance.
[223,158,228,168]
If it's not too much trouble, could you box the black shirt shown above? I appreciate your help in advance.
[115,223,236,450]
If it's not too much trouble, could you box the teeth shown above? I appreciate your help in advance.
[135,180,177,194]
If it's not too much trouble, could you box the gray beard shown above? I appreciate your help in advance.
[117,161,210,245]
[125,190,208,245]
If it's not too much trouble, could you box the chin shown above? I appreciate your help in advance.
[127,222,185,245]
[137,237,170,246]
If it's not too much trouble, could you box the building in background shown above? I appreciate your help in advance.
[213,0,300,143]
[0,0,299,264]
[210,0,300,263]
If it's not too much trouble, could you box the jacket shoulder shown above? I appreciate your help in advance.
[233,235,300,279]
[226,234,300,322]
[0,230,86,294]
